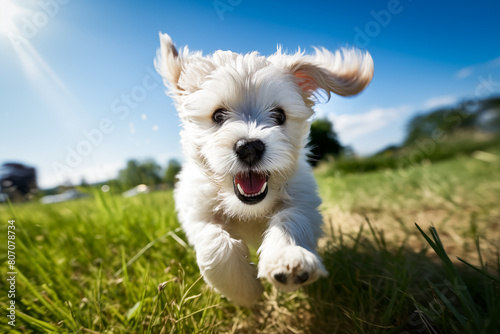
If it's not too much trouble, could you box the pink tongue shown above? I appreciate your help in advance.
[235,172,266,194]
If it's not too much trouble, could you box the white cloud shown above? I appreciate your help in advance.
[455,56,500,79]
[329,105,411,142]
[491,56,500,67]
[455,67,473,79]
[312,105,328,119]
[422,95,457,110]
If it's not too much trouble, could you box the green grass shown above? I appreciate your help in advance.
[1,149,500,333]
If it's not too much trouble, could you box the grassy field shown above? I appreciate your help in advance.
[1,148,500,333]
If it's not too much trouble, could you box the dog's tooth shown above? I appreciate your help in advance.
[237,183,245,196]
[260,182,267,194]
[237,181,267,198]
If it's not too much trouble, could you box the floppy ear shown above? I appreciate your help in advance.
[272,47,374,101]
[155,32,183,91]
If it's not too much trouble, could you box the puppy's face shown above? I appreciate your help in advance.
[156,34,374,218]
[180,56,312,217]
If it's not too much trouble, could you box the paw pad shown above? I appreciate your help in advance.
[259,245,327,291]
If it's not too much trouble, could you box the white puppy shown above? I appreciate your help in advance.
[155,33,373,306]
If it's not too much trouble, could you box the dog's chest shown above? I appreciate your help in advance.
[224,217,268,247]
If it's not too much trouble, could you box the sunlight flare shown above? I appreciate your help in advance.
[0,0,22,34]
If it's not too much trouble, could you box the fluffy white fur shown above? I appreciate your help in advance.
[155,33,374,306]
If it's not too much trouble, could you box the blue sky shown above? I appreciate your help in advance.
[1,0,500,189]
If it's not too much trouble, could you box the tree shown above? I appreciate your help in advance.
[404,103,480,146]
[164,159,182,188]
[141,159,162,185]
[80,177,89,188]
[118,159,162,189]
[308,118,343,166]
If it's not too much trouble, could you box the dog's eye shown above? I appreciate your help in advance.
[271,108,286,125]
[212,108,229,125]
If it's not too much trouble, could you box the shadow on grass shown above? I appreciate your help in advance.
[303,220,500,334]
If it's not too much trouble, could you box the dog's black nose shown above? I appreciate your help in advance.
[234,139,265,165]
[274,273,287,284]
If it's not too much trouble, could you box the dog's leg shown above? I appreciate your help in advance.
[192,223,264,306]
[257,175,328,291]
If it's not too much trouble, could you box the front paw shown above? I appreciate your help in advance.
[258,246,328,291]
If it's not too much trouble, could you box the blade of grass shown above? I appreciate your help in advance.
[415,223,483,332]
[114,227,184,277]
[15,311,60,332]
[456,257,500,285]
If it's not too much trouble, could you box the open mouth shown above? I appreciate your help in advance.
[233,172,268,205]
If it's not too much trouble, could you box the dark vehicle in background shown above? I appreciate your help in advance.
[0,162,37,202]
